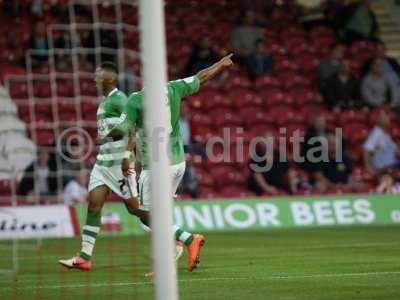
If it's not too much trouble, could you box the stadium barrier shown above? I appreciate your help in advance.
[1,195,399,240]
[0,205,79,240]
[76,194,400,236]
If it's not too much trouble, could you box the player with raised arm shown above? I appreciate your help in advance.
[59,62,140,271]
[106,54,234,272]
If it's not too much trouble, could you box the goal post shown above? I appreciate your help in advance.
[138,1,179,300]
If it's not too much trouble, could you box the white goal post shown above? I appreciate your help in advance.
[139,1,179,300]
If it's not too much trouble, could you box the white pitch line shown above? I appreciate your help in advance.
[2,271,400,291]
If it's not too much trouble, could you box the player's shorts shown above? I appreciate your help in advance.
[138,161,186,211]
[88,163,138,200]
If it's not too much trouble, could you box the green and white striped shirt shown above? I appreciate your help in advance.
[95,88,129,167]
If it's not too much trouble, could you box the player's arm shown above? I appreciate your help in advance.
[98,99,138,144]
[122,128,136,177]
[196,53,234,84]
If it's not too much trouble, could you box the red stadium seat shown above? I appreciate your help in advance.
[196,89,224,111]
[210,165,246,187]
[277,72,311,90]
[274,58,298,73]
[56,79,74,97]
[253,74,281,90]
[34,129,55,145]
[210,108,242,127]
[291,88,323,106]
[229,88,257,109]
[195,167,215,188]
[191,112,212,127]
[262,89,294,107]
[33,80,52,98]
[338,109,368,126]
[242,109,273,128]
[220,186,255,198]
[293,54,319,74]
[343,122,370,143]
[199,187,221,199]
[57,99,77,122]
[8,80,29,99]
[224,73,252,90]
[192,126,215,143]
[267,106,300,126]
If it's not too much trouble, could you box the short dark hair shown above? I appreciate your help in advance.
[100,61,118,74]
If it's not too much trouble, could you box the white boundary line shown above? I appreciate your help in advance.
[2,271,400,291]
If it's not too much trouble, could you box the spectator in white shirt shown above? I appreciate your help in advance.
[363,111,399,175]
[64,169,89,205]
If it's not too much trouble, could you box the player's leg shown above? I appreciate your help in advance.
[170,162,205,272]
[137,168,193,244]
[59,184,108,270]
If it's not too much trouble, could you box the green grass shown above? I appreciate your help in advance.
[1,226,400,300]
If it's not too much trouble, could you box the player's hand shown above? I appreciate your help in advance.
[121,158,134,177]
[220,53,234,68]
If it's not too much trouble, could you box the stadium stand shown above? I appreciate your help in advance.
[0,0,399,203]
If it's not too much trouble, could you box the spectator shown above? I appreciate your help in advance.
[363,41,400,105]
[248,138,303,195]
[19,148,57,196]
[61,143,86,186]
[361,58,398,107]
[180,102,205,156]
[28,21,49,66]
[302,115,331,173]
[31,0,44,18]
[230,10,263,60]
[318,44,344,85]
[376,174,400,194]
[314,132,352,192]
[185,35,220,76]
[179,102,202,198]
[344,0,379,43]
[363,111,399,175]
[324,58,361,110]
[246,39,274,79]
[64,169,89,205]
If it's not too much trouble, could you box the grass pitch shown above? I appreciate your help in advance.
[0,226,399,300]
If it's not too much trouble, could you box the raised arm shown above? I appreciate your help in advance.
[196,53,234,84]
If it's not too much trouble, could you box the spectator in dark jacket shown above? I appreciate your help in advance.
[345,0,379,43]
[185,35,220,76]
[324,58,361,110]
[246,39,274,79]
[302,115,331,173]
[19,148,57,196]
[314,132,352,192]
[318,44,344,85]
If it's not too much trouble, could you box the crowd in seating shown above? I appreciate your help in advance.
[0,0,399,202]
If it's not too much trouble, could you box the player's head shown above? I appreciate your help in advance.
[95,61,118,95]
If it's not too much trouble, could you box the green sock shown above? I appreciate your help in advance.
[80,210,101,261]
[173,225,193,245]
